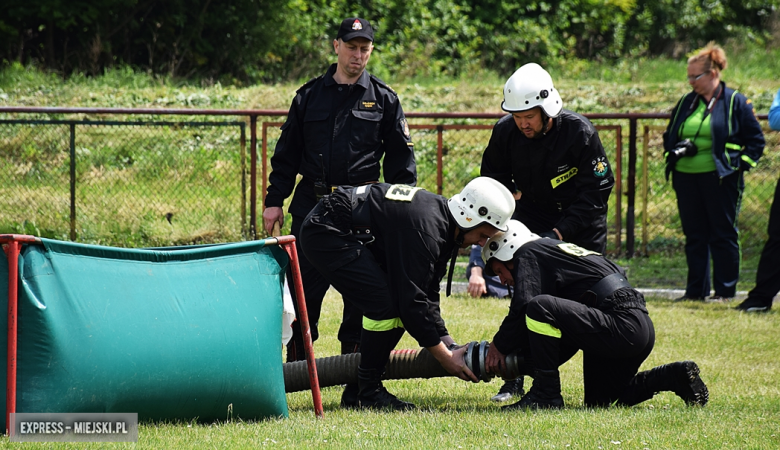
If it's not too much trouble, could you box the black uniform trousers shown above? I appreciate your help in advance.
[299,203,405,372]
[746,177,780,306]
[525,294,655,407]
[289,212,362,346]
[673,170,743,298]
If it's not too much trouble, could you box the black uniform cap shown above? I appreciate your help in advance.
[337,18,374,42]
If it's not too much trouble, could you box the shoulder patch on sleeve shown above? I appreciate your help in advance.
[592,156,610,178]
[400,117,411,139]
[385,184,422,202]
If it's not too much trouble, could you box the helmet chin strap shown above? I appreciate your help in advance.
[446,230,466,296]
[540,112,551,135]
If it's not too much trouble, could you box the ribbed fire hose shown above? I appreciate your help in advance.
[284,341,527,393]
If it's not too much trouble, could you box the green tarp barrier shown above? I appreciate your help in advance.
[0,238,289,429]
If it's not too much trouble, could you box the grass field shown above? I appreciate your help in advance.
[17,289,771,449]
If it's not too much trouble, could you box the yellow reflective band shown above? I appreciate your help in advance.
[526,316,562,338]
[740,154,757,168]
[363,316,404,331]
[551,167,578,189]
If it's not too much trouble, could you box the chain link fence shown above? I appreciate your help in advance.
[634,120,779,258]
[1,115,249,247]
[1,109,776,257]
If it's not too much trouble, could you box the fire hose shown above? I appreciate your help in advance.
[284,340,529,393]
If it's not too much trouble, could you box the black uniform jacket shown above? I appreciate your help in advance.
[360,183,457,348]
[266,64,416,218]
[481,110,614,242]
[492,238,642,356]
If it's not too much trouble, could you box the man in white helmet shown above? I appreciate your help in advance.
[471,62,616,402]
[299,177,515,410]
[481,220,708,410]
[483,62,613,250]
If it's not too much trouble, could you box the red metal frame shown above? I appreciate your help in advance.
[0,233,322,434]
[272,235,323,418]
[1,234,39,434]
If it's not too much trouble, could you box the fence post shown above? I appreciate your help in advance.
[240,123,247,238]
[626,117,637,257]
[69,123,76,241]
[250,115,258,240]
[436,125,443,195]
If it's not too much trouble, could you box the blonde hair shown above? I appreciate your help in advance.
[687,42,727,75]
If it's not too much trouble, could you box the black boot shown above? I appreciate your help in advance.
[735,297,772,312]
[340,342,360,409]
[491,377,525,402]
[503,369,563,410]
[620,361,708,407]
[357,367,415,411]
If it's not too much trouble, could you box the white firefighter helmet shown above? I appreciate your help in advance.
[501,63,563,117]
[447,177,515,232]
[482,219,540,263]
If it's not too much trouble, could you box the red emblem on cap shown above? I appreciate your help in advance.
[352,19,363,31]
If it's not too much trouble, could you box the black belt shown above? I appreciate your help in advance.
[350,186,374,244]
[586,273,632,304]
[314,181,338,199]
[313,179,378,199]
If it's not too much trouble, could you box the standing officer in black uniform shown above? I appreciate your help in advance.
[262,17,417,402]
[474,62,615,402]
[736,87,780,312]
[482,220,709,410]
[300,177,516,410]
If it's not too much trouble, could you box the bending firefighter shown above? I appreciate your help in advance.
[299,177,515,409]
[483,220,709,409]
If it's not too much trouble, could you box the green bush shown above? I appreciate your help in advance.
[2,0,778,82]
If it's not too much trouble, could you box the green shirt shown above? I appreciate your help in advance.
[675,100,716,173]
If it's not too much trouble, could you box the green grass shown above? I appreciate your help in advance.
[8,290,776,449]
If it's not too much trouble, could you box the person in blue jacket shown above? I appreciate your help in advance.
[663,42,765,302]
[736,88,780,312]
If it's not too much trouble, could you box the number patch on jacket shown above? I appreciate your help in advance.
[557,242,600,257]
[385,185,422,202]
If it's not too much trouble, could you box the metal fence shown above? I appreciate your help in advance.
[0,107,775,257]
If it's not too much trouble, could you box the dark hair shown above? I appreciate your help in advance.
[688,41,728,74]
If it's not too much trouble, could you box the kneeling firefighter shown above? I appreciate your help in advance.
[300,177,515,409]
[483,220,709,409]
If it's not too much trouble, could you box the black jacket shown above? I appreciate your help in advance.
[481,111,614,250]
[354,183,456,347]
[266,64,417,217]
[492,238,645,356]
